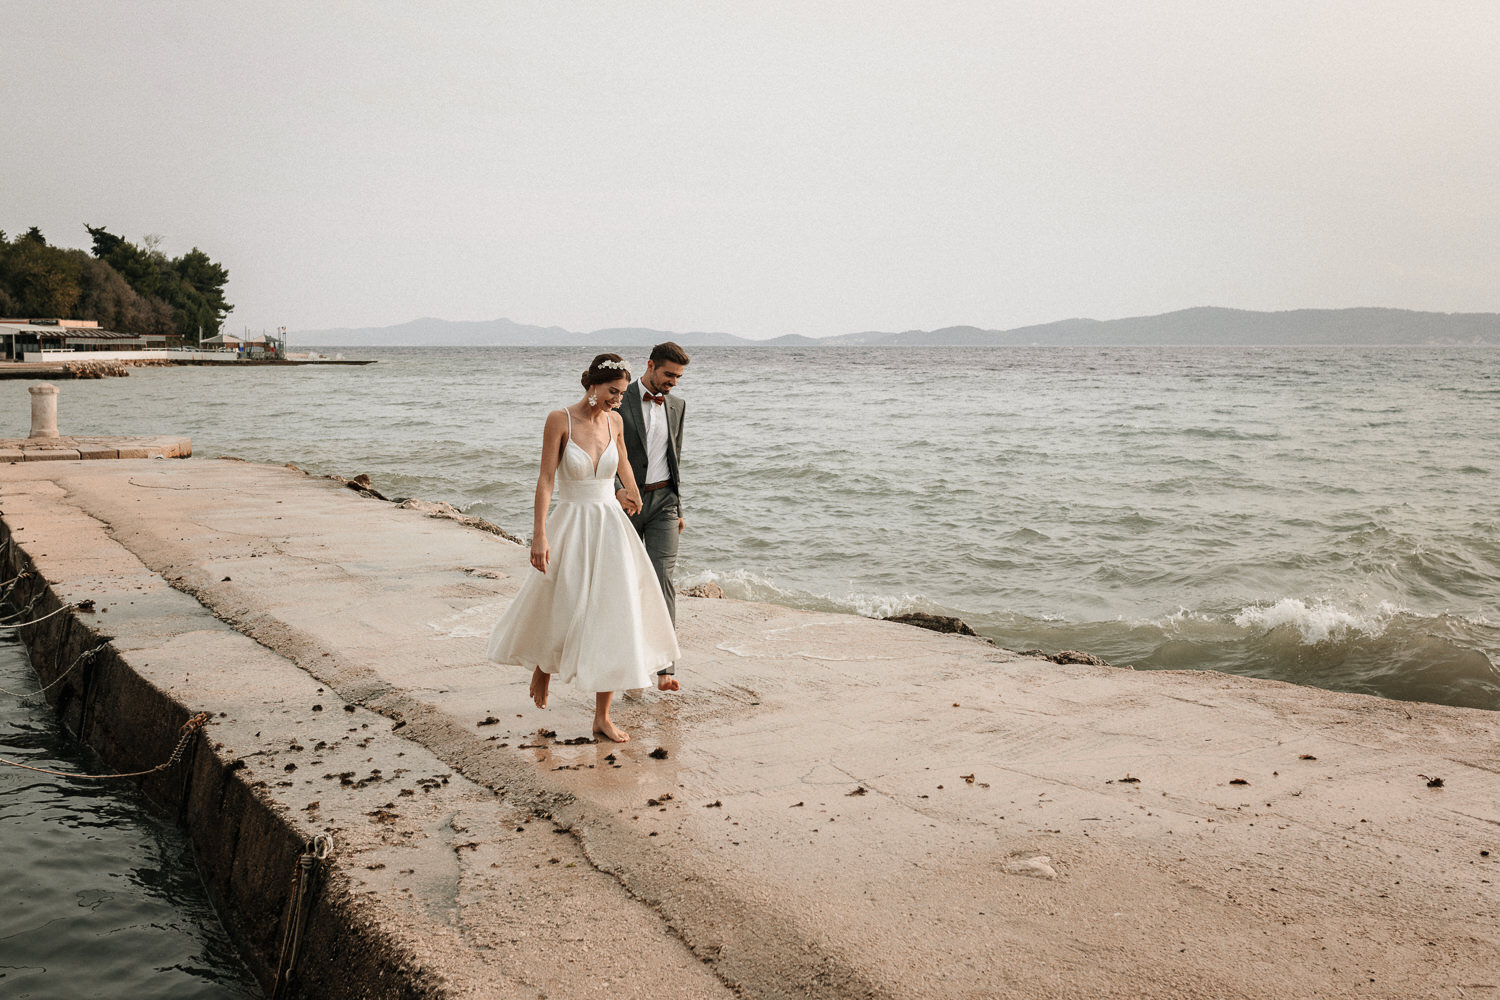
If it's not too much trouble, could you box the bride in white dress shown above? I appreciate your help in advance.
[487,353,680,742]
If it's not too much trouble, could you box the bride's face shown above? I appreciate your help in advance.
[595,376,629,410]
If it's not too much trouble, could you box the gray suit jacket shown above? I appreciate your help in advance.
[617,379,685,505]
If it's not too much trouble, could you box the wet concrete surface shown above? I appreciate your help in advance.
[2,457,1497,999]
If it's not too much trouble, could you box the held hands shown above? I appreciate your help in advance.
[529,535,549,574]
[616,487,642,516]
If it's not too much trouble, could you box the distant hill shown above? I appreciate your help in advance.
[823,307,1500,346]
[298,307,1500,348]
[295,316,750,347]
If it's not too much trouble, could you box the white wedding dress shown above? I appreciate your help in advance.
[487,410,679,692]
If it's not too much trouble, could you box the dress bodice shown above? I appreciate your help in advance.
[556,411,618,503]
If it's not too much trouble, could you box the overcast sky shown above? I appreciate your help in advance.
[6,2,1498,339]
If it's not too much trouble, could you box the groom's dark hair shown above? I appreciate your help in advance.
[649,341,690,366]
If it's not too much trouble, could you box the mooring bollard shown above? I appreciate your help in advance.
[28,383,60,439]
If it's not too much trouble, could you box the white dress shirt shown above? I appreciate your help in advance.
[639,380,672,485]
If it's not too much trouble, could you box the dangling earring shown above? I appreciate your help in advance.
[588,392,598,407]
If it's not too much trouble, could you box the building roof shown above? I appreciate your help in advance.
[0,318,100,329]
[0,324,163,341]
[60,329,148,340]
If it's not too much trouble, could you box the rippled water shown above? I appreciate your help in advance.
[0,634,260,997]
[7,344,1497,710]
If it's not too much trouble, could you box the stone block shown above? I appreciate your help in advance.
[76,445,120,460]
[0,448,24,463]
[23,448,82,461]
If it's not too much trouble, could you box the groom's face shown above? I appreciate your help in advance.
[644,360,686,395]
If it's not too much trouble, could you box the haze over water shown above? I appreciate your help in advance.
[18,344,1499,711]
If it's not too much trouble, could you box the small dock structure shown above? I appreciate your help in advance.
[0,382,190,460]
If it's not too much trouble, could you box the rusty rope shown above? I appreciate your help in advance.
[0,711,211,780]
[272,833,335,999]
[0,590,41,623]
[0,572,36,613]
[0,601,78,630]
[0,641,106,703]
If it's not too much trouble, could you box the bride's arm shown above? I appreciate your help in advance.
[530,410,567,572]
[612,412,643,515]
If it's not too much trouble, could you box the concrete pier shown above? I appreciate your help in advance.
[0,458,1495,999]
[0,434,191,462]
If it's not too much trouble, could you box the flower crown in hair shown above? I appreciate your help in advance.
[596,359,631,373]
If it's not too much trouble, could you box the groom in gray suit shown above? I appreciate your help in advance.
[615,341,690,690]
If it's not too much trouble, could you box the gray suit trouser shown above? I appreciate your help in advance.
[629,486,679,675]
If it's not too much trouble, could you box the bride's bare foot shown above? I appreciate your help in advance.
[593,691,628,742]
[593,718,630,743]
[656,674,679,692]
[529,667,550,709]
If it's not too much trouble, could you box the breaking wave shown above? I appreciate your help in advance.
[1231,597,1403,645]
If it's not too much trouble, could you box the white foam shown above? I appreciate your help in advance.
[844,591,925,620]
[679,567,791,601]
[1154,607,1222,627]
[1233,597,1402,645]
[681,568,926,620]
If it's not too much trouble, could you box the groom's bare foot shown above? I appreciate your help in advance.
[593,718,630,743]
[529,667,550,709]
[656,674,679,692]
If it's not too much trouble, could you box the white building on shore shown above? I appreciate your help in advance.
[201,332,278,357]
[0,318,236,362]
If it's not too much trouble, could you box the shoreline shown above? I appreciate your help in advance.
[0,357,374,379]
[2,456,1496,998]
[235,461,1500,715]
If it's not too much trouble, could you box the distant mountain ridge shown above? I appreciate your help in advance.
[291,316,747,348]
[297,307,1500,347]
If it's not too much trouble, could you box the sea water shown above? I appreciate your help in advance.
[5,344,1497,711]
[0,633,261,997]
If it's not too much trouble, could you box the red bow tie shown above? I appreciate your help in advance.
[643,392,664,405]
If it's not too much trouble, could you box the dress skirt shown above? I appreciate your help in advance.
[487,477,679,693]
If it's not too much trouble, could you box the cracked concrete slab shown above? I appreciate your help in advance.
[2,457,1497,1000]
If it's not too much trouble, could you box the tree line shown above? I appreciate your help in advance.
[0,225,232,342]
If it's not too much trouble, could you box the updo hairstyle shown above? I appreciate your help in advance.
[581,353,631,389]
